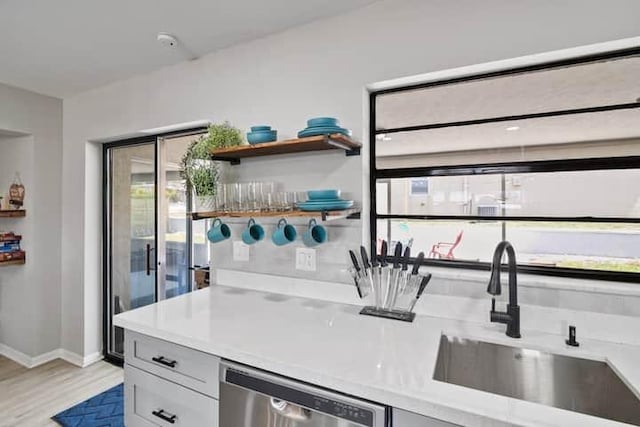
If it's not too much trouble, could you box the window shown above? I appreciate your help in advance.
[370,48,640,282]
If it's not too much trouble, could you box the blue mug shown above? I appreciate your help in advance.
[271,218,297,246]
[207,218,231,243]
[242,218,265,245]
[302,219,327,247]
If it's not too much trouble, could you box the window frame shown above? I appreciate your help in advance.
[368,47,640,283]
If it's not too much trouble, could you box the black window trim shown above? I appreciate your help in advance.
[369,47,640,284]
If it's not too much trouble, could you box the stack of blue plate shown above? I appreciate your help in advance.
[297,189,354,211]
[297,117,351,138]
[247,125,277,145]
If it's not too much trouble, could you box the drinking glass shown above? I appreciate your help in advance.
[215,185,228,212]
[225,183,239,212]
[245,182,259,212]
[293,191,308,207]
[237,182,250,212]
[258,182,276,211]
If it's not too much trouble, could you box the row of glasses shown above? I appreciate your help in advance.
[214,182,307,213]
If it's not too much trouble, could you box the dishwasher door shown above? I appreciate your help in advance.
[220,361,387,427]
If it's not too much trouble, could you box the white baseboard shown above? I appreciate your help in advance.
[57,349,104,367]
[0,344,104,369]
[0,344,61,368]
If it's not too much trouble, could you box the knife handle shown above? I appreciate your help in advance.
[349,250,361,273]
[360,246,371,270]
[379,241,388,266]
[411,252,425,275]
[401,246,411,271]
[393,242,403,269]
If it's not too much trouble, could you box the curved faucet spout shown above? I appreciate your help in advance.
[487,241,521,338]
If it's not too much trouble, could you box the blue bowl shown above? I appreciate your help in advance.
[307,117,339,128]
[251,125,271,132]
[247,130,277,145]
[307,189,341,200]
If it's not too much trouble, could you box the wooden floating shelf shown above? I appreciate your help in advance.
[0,259,26,267]
[0,210,26,218]
[210,134,361,165]
[190,208,360,222]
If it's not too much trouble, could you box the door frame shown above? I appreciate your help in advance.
[102,127,207,365]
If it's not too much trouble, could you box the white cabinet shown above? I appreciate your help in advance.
[393,409,461,426]
[124,330,220,427]
[125,330,220,398]
[125,365,218,427]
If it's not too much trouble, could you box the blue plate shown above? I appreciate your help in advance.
[307,189,341,200]
[307,117,339,128]
[297,200,354,211]
[298,126,351,138]
[251,125,271,132]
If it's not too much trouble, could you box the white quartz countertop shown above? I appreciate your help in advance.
[114,285,640,427]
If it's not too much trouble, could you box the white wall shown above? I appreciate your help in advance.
[63,0,640,358]
[0,83,63,358]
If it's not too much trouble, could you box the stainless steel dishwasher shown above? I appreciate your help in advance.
[220,361,387,427]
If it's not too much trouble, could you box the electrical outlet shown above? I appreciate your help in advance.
[296,247,316,271]
[233,241,250,262]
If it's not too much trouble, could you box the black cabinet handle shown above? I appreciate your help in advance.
[152,409,177,424]
[152,356,177,368]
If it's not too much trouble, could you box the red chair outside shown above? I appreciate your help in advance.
[429,230,464,260]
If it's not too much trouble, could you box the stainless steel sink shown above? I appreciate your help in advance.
[433,335,640,425]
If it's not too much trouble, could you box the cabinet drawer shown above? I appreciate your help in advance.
[125,365,218,427]
[125,330,219,398]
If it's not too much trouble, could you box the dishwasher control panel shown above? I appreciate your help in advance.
[312,395,373,425]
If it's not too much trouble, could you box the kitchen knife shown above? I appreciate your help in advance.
[385,242,404,309]
[370,249,379,268]
[396,246,412,295]
[379,240,388,267]
[349,250,361,274]
[348,250,363,298]
[408,273,432,312]
[360,245,371,272]
[411,251,425,275]
[392,242,403,269]
[401,246,411,271]
[360,245,377,301]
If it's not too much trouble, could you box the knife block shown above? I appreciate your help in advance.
[359,306,416,322]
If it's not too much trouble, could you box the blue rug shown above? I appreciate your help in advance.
[52,383,124,427]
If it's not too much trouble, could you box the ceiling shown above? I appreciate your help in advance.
[0,0,375,98]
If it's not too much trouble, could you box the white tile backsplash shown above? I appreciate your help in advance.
[210,219,640,318]
[210,217,360,284]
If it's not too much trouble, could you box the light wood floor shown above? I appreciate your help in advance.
[0,355,123,427]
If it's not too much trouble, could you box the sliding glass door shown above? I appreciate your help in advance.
[104,131,204,361]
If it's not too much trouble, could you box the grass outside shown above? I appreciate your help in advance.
[556,259,640,273]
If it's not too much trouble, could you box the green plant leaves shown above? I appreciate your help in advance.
[179,122,242,196]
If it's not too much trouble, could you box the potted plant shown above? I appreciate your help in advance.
[180,122,243,212]
[202,121,244,150]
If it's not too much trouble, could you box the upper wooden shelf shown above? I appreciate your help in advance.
[210,134,361,165]
[0,210,25,218]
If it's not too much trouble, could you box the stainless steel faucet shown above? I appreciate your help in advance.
[487,241,521,338]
